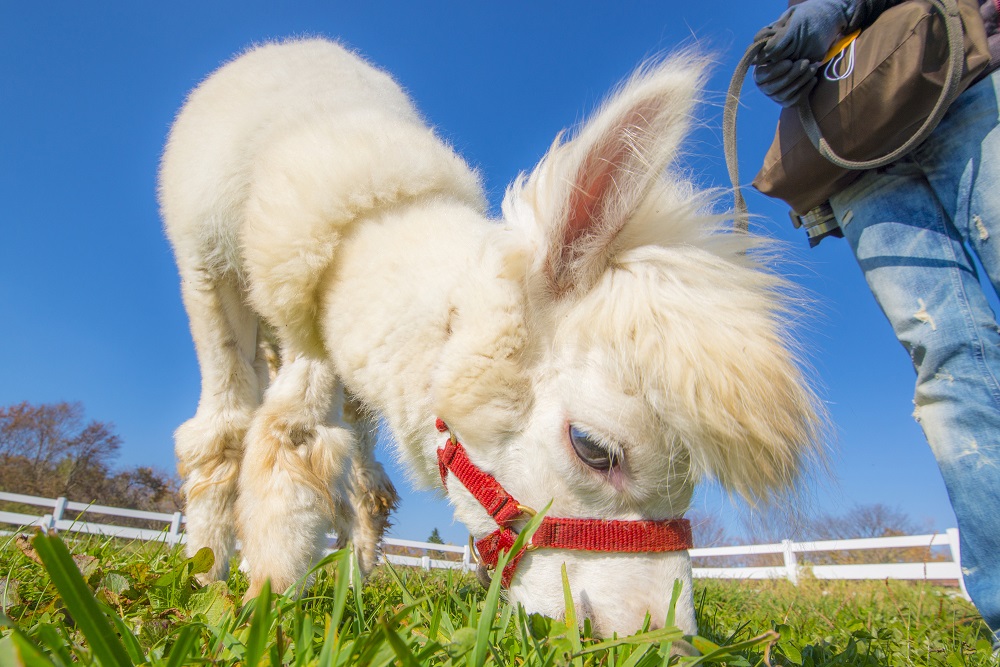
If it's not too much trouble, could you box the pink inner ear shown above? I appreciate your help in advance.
[563,150,619,249]
[559,102,657,268]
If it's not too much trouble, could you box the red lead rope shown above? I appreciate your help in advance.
[435,419,692,587]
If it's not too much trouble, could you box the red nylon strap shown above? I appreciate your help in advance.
[435,421,692,587]
[531,517,692,553]
[474,528,524,587]
[436,436,526,526]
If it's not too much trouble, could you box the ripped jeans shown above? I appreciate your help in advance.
[829,70,1000,637]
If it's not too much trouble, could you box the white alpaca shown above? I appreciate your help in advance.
[160,38,820,637]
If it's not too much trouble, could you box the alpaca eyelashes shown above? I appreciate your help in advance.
[569,425,619,472]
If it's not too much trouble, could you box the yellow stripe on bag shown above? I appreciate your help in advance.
[821,30,861,64]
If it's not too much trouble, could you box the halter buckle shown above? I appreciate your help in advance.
[516,504,536,518]
[467,534,482,566]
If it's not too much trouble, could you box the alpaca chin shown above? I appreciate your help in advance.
[508,550,698,637]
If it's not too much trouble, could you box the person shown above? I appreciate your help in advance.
[753,0,1000,643]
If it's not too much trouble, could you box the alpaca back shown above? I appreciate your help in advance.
[160,39,485,354]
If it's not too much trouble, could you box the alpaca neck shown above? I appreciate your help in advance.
[319,197,501,485]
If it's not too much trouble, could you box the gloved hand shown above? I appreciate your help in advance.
[756,0,854,64]
[754,58,821,107]
[752,0,855,107]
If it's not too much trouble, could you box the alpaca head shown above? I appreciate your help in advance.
[430,53,821,637]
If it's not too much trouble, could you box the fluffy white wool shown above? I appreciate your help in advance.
[161,38,821,636]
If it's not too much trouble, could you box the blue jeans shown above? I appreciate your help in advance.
[829,70,1000,637]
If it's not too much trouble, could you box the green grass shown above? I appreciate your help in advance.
[0,531,994,666]
[694,577,994,666]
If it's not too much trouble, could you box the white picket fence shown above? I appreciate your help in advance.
[0,491,965,594]
[691,531,966,598]
[0,491,473,571]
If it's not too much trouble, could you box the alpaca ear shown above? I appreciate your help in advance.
[508,55,708,295]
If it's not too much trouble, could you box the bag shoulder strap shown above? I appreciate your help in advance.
[723,36,769,234]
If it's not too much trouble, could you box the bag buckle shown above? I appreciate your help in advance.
[789,202,843,247]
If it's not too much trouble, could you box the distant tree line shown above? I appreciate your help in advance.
[689,502,944,568]
[0,401,182,513]
[0,400,942,569]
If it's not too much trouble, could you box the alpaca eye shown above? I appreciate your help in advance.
[569,425,617,472]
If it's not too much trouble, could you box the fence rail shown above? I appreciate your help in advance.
[690,531,966,599]
[0,491,966,595]
[0,491,475,572]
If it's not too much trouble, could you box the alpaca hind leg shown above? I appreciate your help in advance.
[174,270,260,583]
[336,394,399,575]
[238,354,354,598]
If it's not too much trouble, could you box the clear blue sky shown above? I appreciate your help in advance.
[0,2,962,545]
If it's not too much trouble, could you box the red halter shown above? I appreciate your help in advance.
[434,419,692,587]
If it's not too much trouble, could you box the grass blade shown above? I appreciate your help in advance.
[473,504,549,667]
[31,624,74,667]
[318,551,352,665]
[350,548,366,633]
[665,579,682,628]
[31,532,133,667]
[102,601,144,664]
[658,578,684,661]
[243,579,273,667]
[292,609,314,667]
[0,631,58,667]
[165,625,201,667]
[620,643,653,667]
[380,618,422,667]
[574,627,685,656]
[681,630,779,666]
[561,563,584,666]
[382,560,412,603]
[473,569,504,667]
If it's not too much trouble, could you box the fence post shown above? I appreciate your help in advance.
[462,543,472,571]
[421,555,430,571]
[43,497,68,532]
[946,528,970,600]
[167,512,183,545]
[782,539,799,585]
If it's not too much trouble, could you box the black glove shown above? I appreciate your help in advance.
[756,0,854,64]
[753,0,855,107]
[754,58,821,107]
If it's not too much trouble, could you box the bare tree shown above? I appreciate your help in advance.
[800,503,940,565]
[0,402,120,498]
[0,401,181,514]
[689,511,729,548]
[105,466,183,513]
[687,511,777,569]
[803,503,921,541]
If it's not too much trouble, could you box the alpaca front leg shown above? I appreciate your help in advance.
[237,356,354,597]
[175,412,246,583]
[174,272,261,584]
